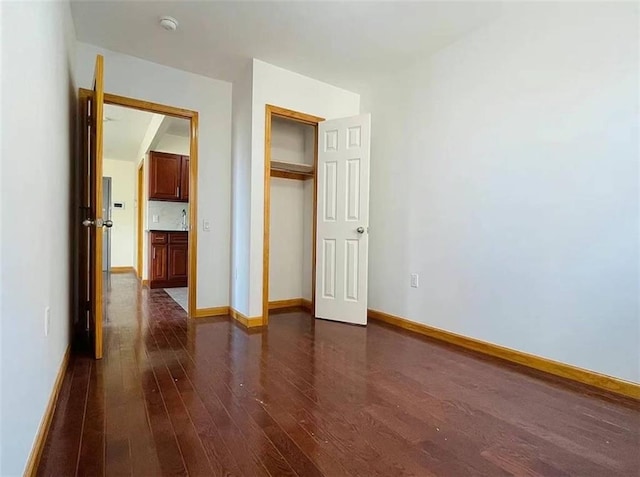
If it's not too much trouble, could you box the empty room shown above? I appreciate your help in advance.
[1,1,638,476]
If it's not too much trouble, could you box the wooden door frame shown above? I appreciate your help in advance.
[263,105,324,325]
[136,163,144,278]
[80,88,200,317]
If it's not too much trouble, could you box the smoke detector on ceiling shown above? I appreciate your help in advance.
[159,16,178,32]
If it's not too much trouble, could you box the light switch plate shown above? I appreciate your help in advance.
[410,274,419,288]
[203,220,211,231]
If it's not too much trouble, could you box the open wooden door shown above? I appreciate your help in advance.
[78,55,109,359]
[315,114,371,325]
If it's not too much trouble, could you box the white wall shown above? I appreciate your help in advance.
[76,42,232,309]
[136,113,164,162]
[134,117,163,276]
[269,178,305,301]
[271,117,314,165]
[240,59,360,316]
[362,3,639,382]
[0,1,77,474]
[231,60,253,314]
[103,158,136,267]
[302,179,314,301]
[155,132,190,156]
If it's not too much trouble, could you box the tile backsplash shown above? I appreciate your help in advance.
[147,201,189,231]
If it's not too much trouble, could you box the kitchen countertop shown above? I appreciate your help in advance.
[147,229,189,233]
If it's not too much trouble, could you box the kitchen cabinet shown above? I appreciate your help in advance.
[150,243,167,282]
[167,232,188,282]
[149,151,189,202]
[149,231,188,288]
[180,156,190,202]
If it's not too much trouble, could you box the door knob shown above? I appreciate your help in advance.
[356,226,365,234]
[82,218,113,228]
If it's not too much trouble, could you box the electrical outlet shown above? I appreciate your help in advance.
[410,273,419,288]
[44,306,51,336]
[152,214,159,223]
[203,220,211,231]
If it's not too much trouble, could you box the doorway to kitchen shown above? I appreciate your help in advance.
[95,91,199,317]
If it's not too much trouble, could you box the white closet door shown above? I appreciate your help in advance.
[315,114,371,325]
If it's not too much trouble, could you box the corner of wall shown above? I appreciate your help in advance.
[230,60,254,316]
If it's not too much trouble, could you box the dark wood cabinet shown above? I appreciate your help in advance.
[150,243,167,282]
[149,231,188,288]
[149,151,189,202]
[149,152,181,201]
[180,157,189,202]
[168,244,188,281]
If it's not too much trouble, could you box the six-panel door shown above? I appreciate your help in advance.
[315,114,371,325]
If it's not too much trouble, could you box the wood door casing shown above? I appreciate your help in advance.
[79,89,199,316]
[180,156,189,202]
[263,105,324,325]
[149,152,181,201]
[136,164,144,277]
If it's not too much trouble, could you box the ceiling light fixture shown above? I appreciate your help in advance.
[159,16,179,32]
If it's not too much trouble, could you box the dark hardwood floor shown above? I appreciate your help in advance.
[38,273,639,476]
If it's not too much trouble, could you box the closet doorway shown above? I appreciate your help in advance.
[263,105,372,327]
[263,105,323,324]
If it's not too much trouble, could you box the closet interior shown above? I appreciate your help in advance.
[266,114,318,317]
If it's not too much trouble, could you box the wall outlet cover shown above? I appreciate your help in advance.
[410,273,419,288]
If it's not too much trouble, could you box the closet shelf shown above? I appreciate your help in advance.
[270,160,314,180]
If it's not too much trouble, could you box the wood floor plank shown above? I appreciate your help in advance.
[148,317,232,477]
[139,359,189,476]
[149,292,272,477]
[37,274,640,477]
[37,358,87,477]
[103,322,133,476]
[160,329,299,477]
[76,360,105,477]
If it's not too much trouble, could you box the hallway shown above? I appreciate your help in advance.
[37,274,639,476]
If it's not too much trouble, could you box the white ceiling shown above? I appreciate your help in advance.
[103,104,157,161]
[70,1,503,92]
